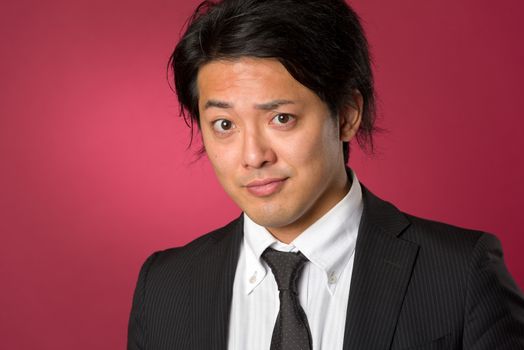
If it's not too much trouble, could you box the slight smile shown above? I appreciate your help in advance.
[245,178,288,197]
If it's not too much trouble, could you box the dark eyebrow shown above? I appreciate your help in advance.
[204,100,233,110]
[254,100,295,110]
[203,99,295,110]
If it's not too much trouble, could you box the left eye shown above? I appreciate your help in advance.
[272,113,294,125]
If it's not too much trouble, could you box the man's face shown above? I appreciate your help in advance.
[197,58,360,241]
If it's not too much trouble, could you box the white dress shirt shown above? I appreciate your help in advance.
[228,170,364,350]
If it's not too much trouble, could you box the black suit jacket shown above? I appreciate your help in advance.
[128,185,524,349]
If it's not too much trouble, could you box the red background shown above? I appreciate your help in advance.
[1,0,523,348]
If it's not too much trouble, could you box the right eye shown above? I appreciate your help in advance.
[212,119,236,134]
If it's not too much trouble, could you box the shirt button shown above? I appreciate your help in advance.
[328,272,337,284]
[249,272,257,284]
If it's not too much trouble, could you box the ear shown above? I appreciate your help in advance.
[339,91,363,142]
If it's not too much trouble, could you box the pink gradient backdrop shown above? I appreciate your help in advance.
[1,0,523,348]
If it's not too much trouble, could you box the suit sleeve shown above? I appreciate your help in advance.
[127,253,158,350]
[463,233,524,349]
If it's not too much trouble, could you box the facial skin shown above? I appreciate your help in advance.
[197,58,362,243]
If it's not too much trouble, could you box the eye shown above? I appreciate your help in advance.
[212,119,235,133]
[271,113,295,126]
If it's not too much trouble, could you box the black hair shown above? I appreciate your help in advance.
[169,0,377,163]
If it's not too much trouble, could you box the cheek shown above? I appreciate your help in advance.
[279,121,339,165]
[204,141,240,182]
[316,119,342,158]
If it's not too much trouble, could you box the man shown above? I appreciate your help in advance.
[128,0,524,349]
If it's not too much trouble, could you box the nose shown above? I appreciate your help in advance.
[241,129,277,169]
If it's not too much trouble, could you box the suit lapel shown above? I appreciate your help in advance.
[188,216,243,350]
[343,185,419,350]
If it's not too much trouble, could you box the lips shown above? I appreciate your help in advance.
[245,178,287,197]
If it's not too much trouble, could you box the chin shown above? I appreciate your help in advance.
[245,206,297,229]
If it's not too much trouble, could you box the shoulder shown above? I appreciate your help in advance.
[361,183,492,257]
[128,215,243,331]
[127,216,243,348]
[397,214,524,346]
[399,211,502,278]
[361,183,503,288]
[140,215,243,278]
[402,212,488,251]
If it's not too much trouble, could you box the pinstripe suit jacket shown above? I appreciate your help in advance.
[128,184,524,349]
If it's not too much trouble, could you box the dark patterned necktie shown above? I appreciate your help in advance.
[262,248,312,350]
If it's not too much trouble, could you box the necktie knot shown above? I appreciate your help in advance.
[262,248,308,292]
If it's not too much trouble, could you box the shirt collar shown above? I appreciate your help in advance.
[242,169,363,295]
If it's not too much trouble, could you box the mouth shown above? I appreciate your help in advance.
[245,178,288,197]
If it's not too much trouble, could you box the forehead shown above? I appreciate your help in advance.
[196,58,310,104]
